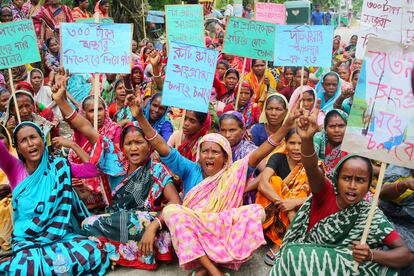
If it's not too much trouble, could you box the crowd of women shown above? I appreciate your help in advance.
[1,0,414,275]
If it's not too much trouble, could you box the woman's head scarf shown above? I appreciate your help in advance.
[289,85,325,126]
[315,71,342,113]
[143,92,170,134]
[259,90,289,124]
[3,90,35,124]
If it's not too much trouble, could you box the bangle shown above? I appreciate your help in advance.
[145,131,158,141]
[64,109,77,121]
[368,248,374,262]
[155,217,162,230]
[152,72,162,78]
[267,136,281,147]
[301,151,316,158]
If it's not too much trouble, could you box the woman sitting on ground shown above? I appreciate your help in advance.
[128,94,300,275]
[270,103,414,275]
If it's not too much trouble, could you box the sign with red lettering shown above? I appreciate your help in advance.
[403,0,414,43]
[255,2,286,24]
[161,41,219,113]
[342,38,414,169]
[61,23,132,73]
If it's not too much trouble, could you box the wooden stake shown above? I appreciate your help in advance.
[8,68,21,124]
[235,57,247,110]
[178,109,186,146]
[353,162,387,272]
[142,0,147,39]
[93,13,100,131]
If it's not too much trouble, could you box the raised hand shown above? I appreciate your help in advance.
[284,95,303,127]
[125,94,144,119]
[340,87,355,100]
[296,99,321,139]
[149,50,161,67]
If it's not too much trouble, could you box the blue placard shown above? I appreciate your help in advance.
[161,41,219,113]
[274,25,334,67]
[61,23,132,73]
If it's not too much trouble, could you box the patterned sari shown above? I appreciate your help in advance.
[0,122,109,275]
[256,160,310,246]
[270,155,398,276]
[244,68,277,107]
[39,4,73,41]
[163,134,266,270]
[82,160,174,270]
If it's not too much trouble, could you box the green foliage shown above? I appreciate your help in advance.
[148,0,181,11]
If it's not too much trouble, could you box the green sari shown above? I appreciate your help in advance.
[270,155,398,276]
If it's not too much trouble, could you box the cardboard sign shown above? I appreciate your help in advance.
[255,2,286,24]
[342,38,414,169]
[223,17,275,61]
[76,18,114,23]
[403,0,414,43]
[273,25,334,67]
[61,23,132,73]
[165,5,204,47]
[0,20,40,69]
[161,41,219,113]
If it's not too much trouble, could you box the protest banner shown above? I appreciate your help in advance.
[234,0,243,17]
[61,23,132,73]
[76,18,114,23]
[273,25,334,67]
[223,17,275,61]
[355,0,404,58]
[0,20,40,123]
[255,2,286,24]
[165,5,205,47]
[161,41,219,113]
[403,0,414,43]
[342,38,414,169]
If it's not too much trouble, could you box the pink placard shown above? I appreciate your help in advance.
[255,2,286,24]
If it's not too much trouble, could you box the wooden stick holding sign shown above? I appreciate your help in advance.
[141,0,147,39]
[235,57,247,110]
[93,13,100,131]
[7,68,21,124]
[353,162,387,272]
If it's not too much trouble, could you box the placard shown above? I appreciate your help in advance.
[165,5,204,47]
[273,25,333,67]
[0,20,40,69]
[76,18,114,23]
[61,23,132,73]
[403,0,414,43]
[223,17,275,61]
[234,0,243,17]
[161,41,219,113]
[255,2,286,24]
[342,38,414,169]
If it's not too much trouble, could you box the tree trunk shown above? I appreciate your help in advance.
[112,0,147,41]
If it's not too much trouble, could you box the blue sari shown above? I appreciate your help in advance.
[315,72,350,113]
[0,122,109,275]
[143,93,173,141]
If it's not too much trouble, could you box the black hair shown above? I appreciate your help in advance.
[251,59,265,67]
[99,0,109,7]
[284,66,294,74]
[351,70,360,81]
[324,109,346,129]
[151,92,162,103]
[323,71,339,83]
[217,60,230,70]
[45,37,58,49]
[336,156,374,190]
[303,89,315,99]
[219,113,244,129]
[74,0,87,7]
[0,126,9,146]
[120,125,146,148]
[266,94,287,110]
[12,123,44,162]
[285,128,299,141]
[293,66,309,76]
[224,68,240,80]
[187,110,208,125]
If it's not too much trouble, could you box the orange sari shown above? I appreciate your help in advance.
[256,162,309,246]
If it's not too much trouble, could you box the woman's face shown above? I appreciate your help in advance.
[0,92,10,112]
[286,133,301,162]
[199,141,226,177]
[122,131,150,166]
[294,70,309,87]
[265,99,286,126]
[13,95,34,122]
[13,0,24,9]
[146,42,154,51]
[115,82,126,102]
[132,69,143,84]
[338,67,350,81]
[252,60,266,77]
[337,158,370,208]
[183,111,202,136]
[131,40,138,53]
[219,118,243,147]
[351,72,360,88]
[0,8,13,22]
[302,91,315,111]
[333,39,339,50]
[216,64,227,78]
[79,0,89,10]
[326,114,346,145]
[353,59,362,70]
[48,39,59,54]
[84,101,105,128]
[284,68,294,83]
[350,36,357,45]
[149,96,167,122]
[0,131,9,149]
[101,3,109,14]
[16,126,44,165]
[238,88,252,107]
[30,71,43,90]
[224,73,238,90]
[322,75,339,98]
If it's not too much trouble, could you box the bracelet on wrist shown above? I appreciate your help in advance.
[301,151,316,158]
[64,109,77,122]
[145,131,158,141]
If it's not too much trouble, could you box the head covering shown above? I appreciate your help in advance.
[3,90,35,125]
[94,0,108,18]
[27,68,44,95]
[143,92,170,134]
[15,81,34,94]
[178,111,212,162]
[0,73,5,87]
[259,90,289,124]
[315,72,343,113]
[288,85,325,126]
[0,124,17,185]
[221,111,245,128]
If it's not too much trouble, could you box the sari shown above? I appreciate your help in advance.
[43,46,60,74]
[71,7,91,20]
[22,1,42,36]
[10,2,28,21]
[128,65,152,98]
[163,134,266,270]
[270,155,399,276]
[143,93,173,141]
[256,154,311,246]
[315,72,351,113]
[82,159,174,270]
[69,95,122,210]
[67,73,92,105]
[289,85,325,127]
[313,109,349,176]
[0,122,109,275]
[39,3,73,41]
[244,68,277,107]
[94,0,108,18]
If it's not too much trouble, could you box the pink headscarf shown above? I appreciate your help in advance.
[288,85,325,127]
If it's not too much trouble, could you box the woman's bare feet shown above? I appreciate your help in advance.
[189,267,209,276]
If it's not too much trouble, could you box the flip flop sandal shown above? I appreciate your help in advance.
[264,248,277,266]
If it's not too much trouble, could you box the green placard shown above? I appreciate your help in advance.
[76,18,114,23]
[223,17,275,61]
[0,20,40,69]
[165,5,204,47]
